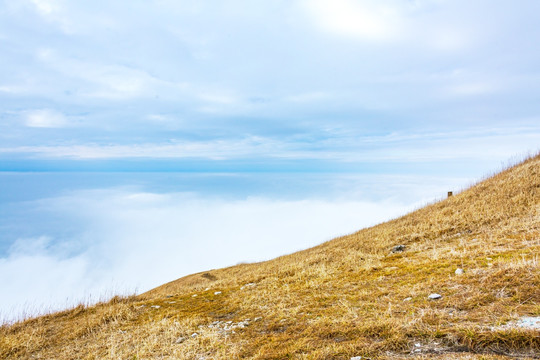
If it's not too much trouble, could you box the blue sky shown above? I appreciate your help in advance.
[0,0,539,322]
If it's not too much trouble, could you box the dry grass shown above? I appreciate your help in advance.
[1,154,539,359]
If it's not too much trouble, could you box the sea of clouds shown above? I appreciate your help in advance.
[0,178,438,323]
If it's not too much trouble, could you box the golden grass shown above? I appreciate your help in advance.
[1,154,539,359]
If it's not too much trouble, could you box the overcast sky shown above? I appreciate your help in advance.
[1,0,540,322]
[1,0,539,169]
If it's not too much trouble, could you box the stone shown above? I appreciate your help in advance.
[240,282,256,290]
[214,291,222,295]
[391,245,406,253]
[350,357,363,360]
[403,297,412,302]
[175,336,187,344]
[150,305,161,309]
[511,316,540,329]
[192,294,198,297]
[191,332,199,338]
[455,268,464,275]
[428,293,442,300]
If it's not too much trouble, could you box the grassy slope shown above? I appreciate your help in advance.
[1,155,539,359]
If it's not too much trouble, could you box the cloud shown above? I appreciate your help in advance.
[0,138,271,159]
[34,48,188,100]
[445,82,499,96]
[0,125,538,164]
[23,109,68,128]
[0,188,414,323]
[2,0,540,128]
[30,0,57,16]
[299,0,401,41]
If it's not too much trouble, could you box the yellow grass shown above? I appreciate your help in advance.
[1,154,539,359]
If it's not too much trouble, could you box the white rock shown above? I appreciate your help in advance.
[150,305,161,309]
[191,332,198,337]
[403,297,412,302]
[192,294,198,297]
[214,291,222,295]
[511,316,540,329]
[455,268,464,275]
[350,357,363,360]
[175,336,187,344]
[428,293,442,300]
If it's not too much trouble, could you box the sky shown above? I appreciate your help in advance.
[0,0,539,322]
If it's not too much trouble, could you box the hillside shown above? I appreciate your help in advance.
[1,154,539,359]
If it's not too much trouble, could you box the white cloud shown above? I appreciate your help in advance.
[427,26,470,52]
[23,109,68,128]
[0,139,267,159]
[0,85,24,94]
[33,48,188,100]
[0,189,414,323]
[445,82,498,96]
[300,0,401,41]
[30,0,57,16]
[1,126,538,163]
[25,0,117,35]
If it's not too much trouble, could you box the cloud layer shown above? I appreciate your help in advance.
[0,187,416,323]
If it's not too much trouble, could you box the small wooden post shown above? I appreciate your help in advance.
[448,191,453,198]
